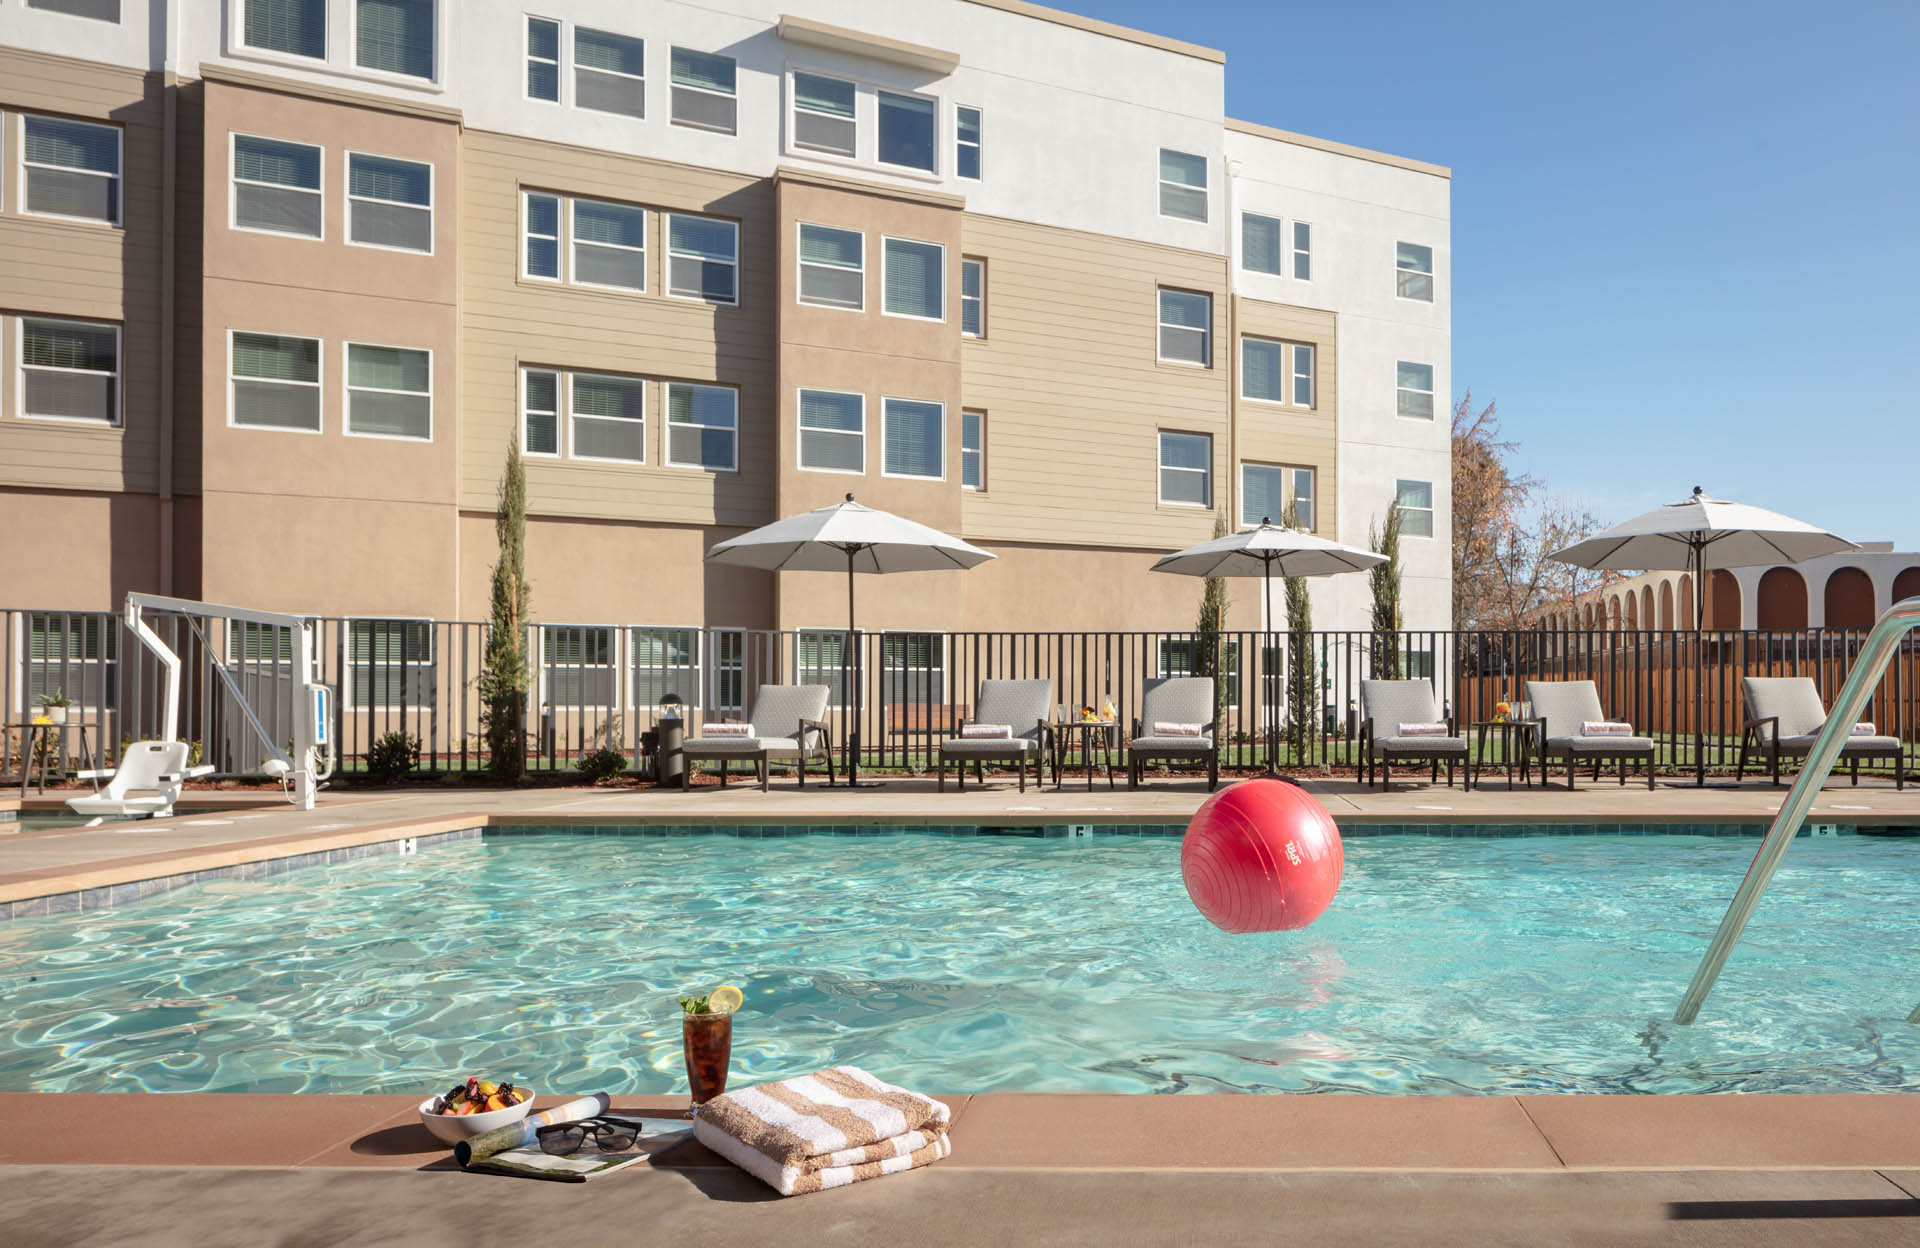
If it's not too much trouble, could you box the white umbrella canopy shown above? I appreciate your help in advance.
[706,495,994,784]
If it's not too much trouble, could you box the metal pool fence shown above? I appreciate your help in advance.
[3,609,1916,780]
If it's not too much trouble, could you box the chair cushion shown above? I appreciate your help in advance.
[1372,735,1467,755]
[686,736,798,754]
[1775,734,1902,755]
[1547,735,1655,753]
[1132,734,1216,751]
[941,736,1038,756]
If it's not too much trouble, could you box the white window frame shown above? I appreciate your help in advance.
[795,221,864,313]
[707,626,746,714]
[881,236,946,324]
[796,626,860,711]
[19,113,123,227]
[1155,636,1241,710]
[229,131,324,241]
[342,340,433,442]
[880,630,949,707]
[539,623,617,713]
[664,212,740,307]
[522,189,562,282]
[1240,462,1315,530]
[567,370,646,465]
[1158,147,1208,223]
[955,104,982,180]
[796,387,865,477]
[17,315,122,427]
[573,24,647,119]
[1291,343,1315,408]
[669,45,739,135]
[521,365,561,458]
[25,0,125,23]
[226,328,323,436]
[344,149,434,256]
[349,0,439,84]
[629,624,704,713]
[344,616,436,713]
[1292,220,1312,280]
[524,14,562,104]
[1157,430,1211,508]
[1396,240,1435,302]
[664,381,738,473]
[1396,360,1435,421]
[232,0,327,65]
[569,195,647,294]
[880,395,945,482]
[960,257,984,338]
[876,88,939,176]
[1396,478,1436,538]
[961,407,985,492]
[1156,287,1211,368]
[788,68,858,160]
[1239,336,1285,404]
[1241,211,1282,276]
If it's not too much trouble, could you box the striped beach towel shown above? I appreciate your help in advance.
[691,1066,952,1197]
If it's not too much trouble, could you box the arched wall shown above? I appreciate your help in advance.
[1707,570,1740,629]
[1679,574,1695,628]
[1757,567,1809,630]
[1823,567,1874,629]
[1659,581,1674,629]
[1894,567,1920,605]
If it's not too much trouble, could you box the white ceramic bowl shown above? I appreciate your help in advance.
[418,1090,537,1145]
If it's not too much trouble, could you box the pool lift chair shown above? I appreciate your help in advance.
[65,594,336,825]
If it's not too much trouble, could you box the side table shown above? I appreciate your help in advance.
[1468,719,1535,791]
[1052,721,1118,791]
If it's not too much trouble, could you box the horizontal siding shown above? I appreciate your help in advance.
[459,131,776,528]
[958,213,1230,550]
[1233,297,1339,539]
[0,50,165,496]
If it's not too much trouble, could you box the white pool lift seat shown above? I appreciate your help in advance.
[66,740,214,825]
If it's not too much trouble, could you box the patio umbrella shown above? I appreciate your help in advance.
[705,494,994,785]
[1151,520,1385,770]
[1548,486,1857,784]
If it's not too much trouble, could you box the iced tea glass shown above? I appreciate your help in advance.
[682,1010,733,1116]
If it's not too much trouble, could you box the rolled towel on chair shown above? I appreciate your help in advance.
[1581,721,1633,736]
[960,723,1013,739]
[691,1066,952,1197]
[1397,722,1449,737]
[703,722,755,738]
[1152,722,1205,737]
[1852,722,1877,736]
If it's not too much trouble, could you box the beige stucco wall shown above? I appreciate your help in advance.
[0,490,162,608]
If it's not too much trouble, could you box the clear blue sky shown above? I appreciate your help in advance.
[1076,0,1920,545]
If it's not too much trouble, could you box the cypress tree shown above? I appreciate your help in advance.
[480,435,532,781]
[1370,501,1404,680]
[1283,502,1316,761]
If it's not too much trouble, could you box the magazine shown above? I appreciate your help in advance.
[460,1114,695,1183]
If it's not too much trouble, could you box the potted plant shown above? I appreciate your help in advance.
[34,690,74,725]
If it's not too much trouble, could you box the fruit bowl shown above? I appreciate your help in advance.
[418,1090,537,1145]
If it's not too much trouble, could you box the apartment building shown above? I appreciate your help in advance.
[0,0,1451,655]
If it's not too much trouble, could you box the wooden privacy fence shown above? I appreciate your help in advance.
[3,609,1915,779]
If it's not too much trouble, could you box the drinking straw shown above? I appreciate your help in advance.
[454,1092,613,1167]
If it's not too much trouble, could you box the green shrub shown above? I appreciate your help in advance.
[365,731,421,783]
[577,747,628,785]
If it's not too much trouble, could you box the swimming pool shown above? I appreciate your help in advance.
[5,829,1920,1095]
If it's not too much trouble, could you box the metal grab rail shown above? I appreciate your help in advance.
[1674,595,1920,1025]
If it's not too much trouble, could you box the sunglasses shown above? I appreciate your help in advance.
[535,1117,641,1156]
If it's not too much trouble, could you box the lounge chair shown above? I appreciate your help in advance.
[1737,676,1905,789]
[1359,679,1465,789]
[938,679,1051,792]
[67,740,213,825]
[1128,676,1219,790]
[1523,679,1655,790]
[683,684,833,791]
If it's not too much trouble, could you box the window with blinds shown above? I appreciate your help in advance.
[524,191,560,279]
[1159,149,1207,222]
[961,409,985,491]
[793,72,856,157]
[543,626,616,709]
[1396,241,1434,301]
[572,197,646,291]
[1396,479,1435,537]
[569,372,645,462]
[348,619,434,710]
[347,152,432,253]
[955,106,981,180]
[671,46,738,134]
[575,27,645,119]
[26,612,118,708]
[882,633,945,706]
[27,0,121,23]
[798,223,863,310]
[709,629,745,713]
[355,0,435,80]
[525,16,560,101]
[346,343,431,440]
[1241,213,1281,275]
[522,368,560,455]
[1397,361,1435,420]
[1157,288,1210,366]
[244,0,325,60]
[232,134,322,238]
[878,91,935,172]
[631,627,701,710]
[883,398,943,480]
[960,258,984,337]
[1158,431,1211,506]
[21,318,119,425]
[798,389,864,474]
[882,237,943,321]
[1241,337,1283,402]
[666,382,737,472]
[666,213,739,304]
[797,630,853,708]
[1241,463,1315,531]
[22,115,121,224]
[231,331,321,431]
[1158,638,1239,707]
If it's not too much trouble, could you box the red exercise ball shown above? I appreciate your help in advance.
[1181,779,1344,933]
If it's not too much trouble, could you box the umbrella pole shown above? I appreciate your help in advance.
[1265,560,1277,774]
[1694,538,1707,787]
[846,546,858,787]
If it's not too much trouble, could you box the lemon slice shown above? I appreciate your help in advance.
[708,985,744,1014]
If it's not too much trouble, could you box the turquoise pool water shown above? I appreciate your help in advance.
[5,831,1920,1095]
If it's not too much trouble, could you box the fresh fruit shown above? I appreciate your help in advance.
[680,984,743,1015]
[434,1077,526,1115]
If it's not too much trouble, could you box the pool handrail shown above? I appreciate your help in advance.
[1674,594,1920,1025]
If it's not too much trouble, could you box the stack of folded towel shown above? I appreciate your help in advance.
[1851,722,1877,736]
[692,1066,952,1196]
[1153,721,1205,737]
[1580,721,1633,736]
[1397,721,1449,737]
[703,722,755,738]
[959,723,1012,738]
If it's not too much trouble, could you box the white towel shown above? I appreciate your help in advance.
[1852,722,1876,736]
[960,723,1012,739]
[1581,721,1633,736]
[1397,722,1448,737]
[703,722,755,738]
[1152,722,1205,737]
[691,1066,952,1197]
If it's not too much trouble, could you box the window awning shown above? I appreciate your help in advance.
[775,15,959,75]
